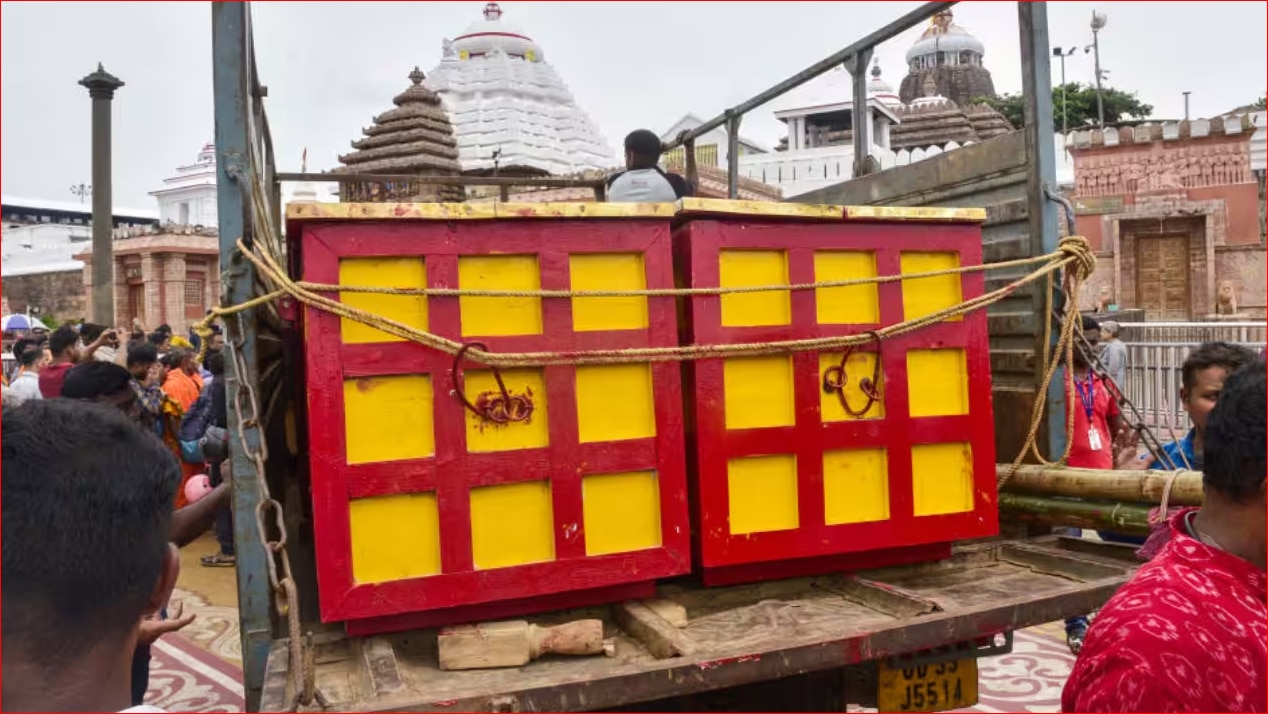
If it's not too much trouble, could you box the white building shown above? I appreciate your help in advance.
[150,143,220,227]
[658,114,772,171]
[425,2,616,176]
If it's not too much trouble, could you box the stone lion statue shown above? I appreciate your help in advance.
[1216,280,1239,315]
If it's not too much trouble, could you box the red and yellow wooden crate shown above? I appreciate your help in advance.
[672,199,999,585]
[287,202,692,631]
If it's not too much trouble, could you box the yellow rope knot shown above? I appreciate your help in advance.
[1057,235,1096,283]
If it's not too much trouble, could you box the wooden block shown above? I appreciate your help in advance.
[437,619,606,671]
[642,598,689,628]
[615,601,698,660]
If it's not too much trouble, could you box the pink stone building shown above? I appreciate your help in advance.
[1069,115,1266,319]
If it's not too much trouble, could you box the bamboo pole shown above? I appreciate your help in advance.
[996,464,1203,506]
[998,493,1154,536]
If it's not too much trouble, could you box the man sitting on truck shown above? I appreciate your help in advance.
[1062,360,1266,713]
[607,129,693,203]
[2,400,183,713]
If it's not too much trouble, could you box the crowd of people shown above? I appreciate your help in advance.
[2,318,235,712]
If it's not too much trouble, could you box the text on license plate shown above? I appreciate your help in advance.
[876,657,979,712]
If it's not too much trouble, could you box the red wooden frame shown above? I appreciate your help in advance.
[297,218,692,624]
[675,218,999,581]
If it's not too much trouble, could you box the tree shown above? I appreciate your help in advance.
[1253,96,1267,110]
[974,83,1153,130]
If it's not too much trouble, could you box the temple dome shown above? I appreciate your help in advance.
[333,67,465,202]
[869,59,903,108]
[905,9,986,64]
[426,3,616,176]
[451,3,545,62]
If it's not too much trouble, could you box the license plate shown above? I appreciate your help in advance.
[876,657,978,712]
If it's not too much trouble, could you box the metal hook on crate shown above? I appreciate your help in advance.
[822,331,883,417]
[451,342,534,425]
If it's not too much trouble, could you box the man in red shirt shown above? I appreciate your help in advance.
[1062,361,1266,713]
[1066,316,1125,470]
[1061,316,1128,652]
[38,324,112,399]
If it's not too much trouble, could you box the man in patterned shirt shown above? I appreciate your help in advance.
[1062,360,1266,712]
[126,342,166,434]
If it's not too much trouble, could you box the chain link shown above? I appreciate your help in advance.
[229,313,322,711]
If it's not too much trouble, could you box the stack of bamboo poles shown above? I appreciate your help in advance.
[996,465,1202,536]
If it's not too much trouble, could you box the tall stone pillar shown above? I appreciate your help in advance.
[79,63,124,326]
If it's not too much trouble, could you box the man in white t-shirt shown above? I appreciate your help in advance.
[2,400,184,712]
[607,129,693,203]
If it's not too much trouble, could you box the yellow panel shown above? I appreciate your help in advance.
[575,364,655,443]
[349,493,441,584]
[823,449,890,525]
[727,454,799,535]
[719,250,791,327]
[911,442,975,516]
[907,349,970,418]
[339,258,427,344]
[900,252,964,322]
[463,369,549,453]
[458,255,543,337]
[582,471,662,556]
[814,251,879,324]
[723,356,795,429]
[343,375,434,465]
[818,352,885,422]
[470,481,555,569]
[569,253,648,332]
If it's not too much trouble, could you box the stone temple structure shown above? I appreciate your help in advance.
[899,9,996,109]
[333,67,466,203]
[425,3,616,177]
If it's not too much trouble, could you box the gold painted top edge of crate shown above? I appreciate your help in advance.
[285,201,677,221]
[673,197,985,223]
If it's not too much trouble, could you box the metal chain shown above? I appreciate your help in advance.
[229,313,326,711]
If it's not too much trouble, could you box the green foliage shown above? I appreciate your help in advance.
[973,83,1153,130]
[1253,96,1267,110]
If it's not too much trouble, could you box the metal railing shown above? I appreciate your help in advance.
[1122,338,1267,432]
[1117,321,1266,345]
[661,1,958,198]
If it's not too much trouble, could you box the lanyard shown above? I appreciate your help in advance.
[1073,372,1096,420]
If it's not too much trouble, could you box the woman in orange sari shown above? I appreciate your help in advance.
[162,348,205,507]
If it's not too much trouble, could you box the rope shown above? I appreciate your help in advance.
[193,229,1095,481]
[290,251,1060,300]
[999,236,1096,487]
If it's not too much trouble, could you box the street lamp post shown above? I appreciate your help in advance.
[1053,47,1077,136]
[69,183,92,204]
[1090,11,1108,128]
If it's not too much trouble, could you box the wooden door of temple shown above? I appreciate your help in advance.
[1135,234,1191,320]
[128,284,146,326]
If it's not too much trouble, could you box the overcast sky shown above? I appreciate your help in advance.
[3,1,1265,209]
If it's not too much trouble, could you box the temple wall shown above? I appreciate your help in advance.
[1,270,85,323]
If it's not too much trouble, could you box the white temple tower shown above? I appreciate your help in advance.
[425,3,616,176]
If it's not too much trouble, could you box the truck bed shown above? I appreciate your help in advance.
[260,537,1137,712]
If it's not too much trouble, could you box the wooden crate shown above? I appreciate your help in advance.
[288,202,691,629]
[672,199,999,585]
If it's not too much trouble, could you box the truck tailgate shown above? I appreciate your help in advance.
[260,537,1137,712]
